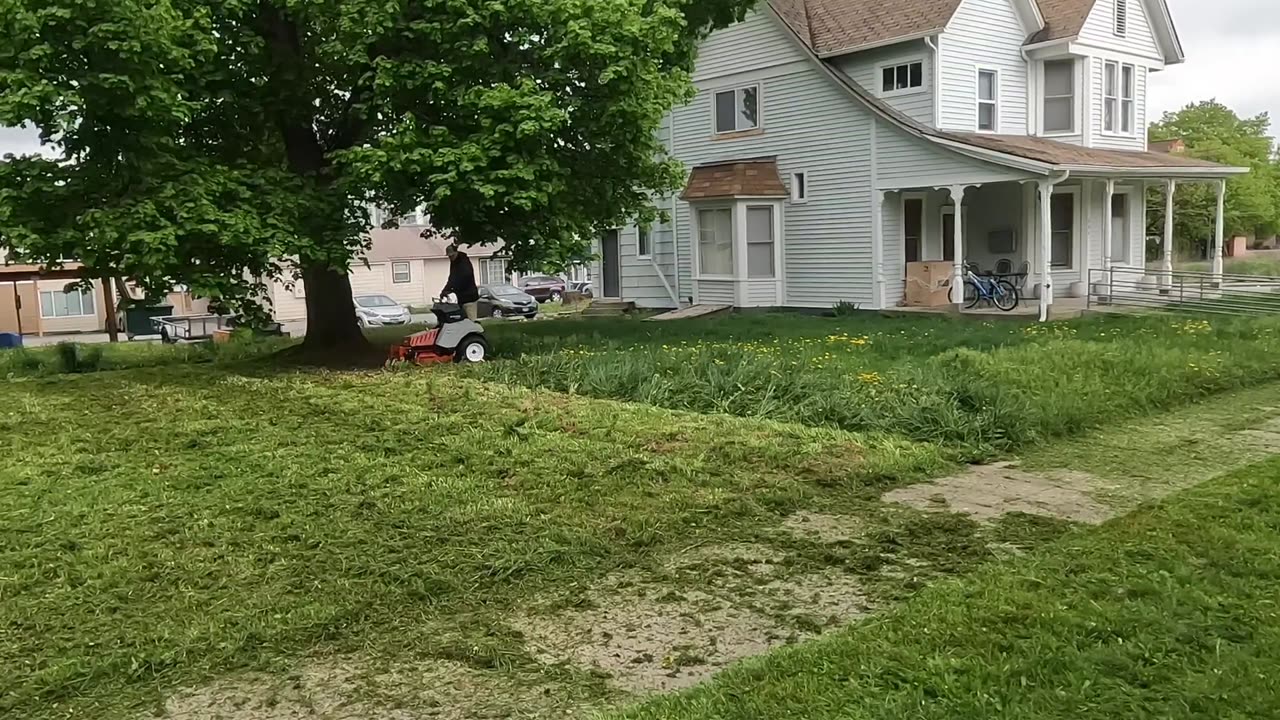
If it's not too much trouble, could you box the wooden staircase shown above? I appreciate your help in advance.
[581,299,636,317]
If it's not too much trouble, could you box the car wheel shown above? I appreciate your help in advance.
[549,290,563,303]
[454,334,490,363]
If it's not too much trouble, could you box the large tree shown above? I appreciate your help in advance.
[0,0,750,351]
[1148,101,1280,257]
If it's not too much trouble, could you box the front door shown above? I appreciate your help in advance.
[903,197,923,264]
[601,229,621,298]
[942,208,956,262]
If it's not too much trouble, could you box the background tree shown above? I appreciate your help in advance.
[0,0,752,352]
[1147,101,1280,259]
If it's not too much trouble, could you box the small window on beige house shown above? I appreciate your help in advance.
[392,261,411,283]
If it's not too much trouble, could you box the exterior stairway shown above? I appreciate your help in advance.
[581,299,636,317]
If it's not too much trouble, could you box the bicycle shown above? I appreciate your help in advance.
[963,263,1020,311]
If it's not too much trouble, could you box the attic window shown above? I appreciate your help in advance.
[1114,0,1128,36]
[880,61,924,96]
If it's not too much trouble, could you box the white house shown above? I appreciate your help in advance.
[593,0,1247,318]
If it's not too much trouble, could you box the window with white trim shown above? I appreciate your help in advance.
[1042,59,1076,134]
[392,261,411,283]
[1050,192,1075,268]
[637,226,652,259]
[713,86,759,134]
[880,61,924,96]
[790,172,807,203]
[479,258,508,286]
[977,69,998,132]
[745,206,775,279]
[1104,62,1136,134]
[1114,0,1128,36]
[40,286,96,318]
[696,208,734,276]
[1110,192,1131,263]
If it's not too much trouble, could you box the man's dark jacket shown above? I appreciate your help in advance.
[442,251,480,304]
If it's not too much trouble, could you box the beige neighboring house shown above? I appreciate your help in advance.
[266,222,508,322]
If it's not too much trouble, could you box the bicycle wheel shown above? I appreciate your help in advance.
[994,280,1020,311]
[964,280,981,309]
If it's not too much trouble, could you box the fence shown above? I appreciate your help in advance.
[1087,267,1280,317]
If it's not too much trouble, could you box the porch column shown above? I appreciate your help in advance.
[945,185,967,310]
[1213,179,1226,286]
[1038,179,1055,322]
[1102,179,1115,272]
[1161,179,1176,289]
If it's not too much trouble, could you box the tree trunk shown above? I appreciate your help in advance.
[300,262,370,352]
[101,277,120,342]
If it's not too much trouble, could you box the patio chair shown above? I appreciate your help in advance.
[995,258,1013,275]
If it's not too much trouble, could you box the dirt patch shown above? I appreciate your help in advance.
[882,462,1112,524]
[156,657,594,720]
[782,511,865,544]
[518,549,868,694]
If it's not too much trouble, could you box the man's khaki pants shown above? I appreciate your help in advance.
[462,302,479,320]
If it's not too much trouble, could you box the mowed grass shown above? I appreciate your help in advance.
[613,457,1280,720]
[0,367,946,719]
[474,312,1280,455]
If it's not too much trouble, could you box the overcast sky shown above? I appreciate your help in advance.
[0,0,1275,156]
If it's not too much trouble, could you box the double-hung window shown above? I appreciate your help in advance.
[713,86,759,134]
[745,207,775,279]
[637,226,652,259]
[881,61,924,95]
[977,69,998,132]
[1043,59,1076,134]
[1104,62,1136,134]
[392,261,411,283]
[697,208,734,276]
[479,258,508,285]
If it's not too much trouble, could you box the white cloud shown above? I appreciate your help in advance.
[1149,0,1280,136]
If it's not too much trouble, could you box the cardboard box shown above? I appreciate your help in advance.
[904,261,955,307]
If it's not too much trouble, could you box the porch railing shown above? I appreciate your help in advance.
[1087,267,1280,317]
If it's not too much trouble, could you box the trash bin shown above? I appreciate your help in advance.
[0,332,21,349]
[123,304,174,338]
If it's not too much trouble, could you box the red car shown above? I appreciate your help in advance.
[517,274,566,303]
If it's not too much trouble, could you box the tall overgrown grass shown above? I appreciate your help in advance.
[474,314,1280,456]
[0,336,288,377]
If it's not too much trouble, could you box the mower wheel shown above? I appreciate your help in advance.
[454,334,490,363]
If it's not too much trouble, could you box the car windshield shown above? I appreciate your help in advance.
[488,285,525,298]
[355,295,398,308]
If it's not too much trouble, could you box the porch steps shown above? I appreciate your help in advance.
[646,304,732,322]
[581,299,636,317]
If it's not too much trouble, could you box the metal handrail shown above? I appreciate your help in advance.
[1088,266,1280,317]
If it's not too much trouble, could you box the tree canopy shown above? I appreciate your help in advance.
[0,0,753,348]
[1148,101,1280,255]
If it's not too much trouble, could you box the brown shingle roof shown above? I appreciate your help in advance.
[681,158,789,200]
[802,0,963,55]
[943,132,1224,169]
[1029,0,1097,43]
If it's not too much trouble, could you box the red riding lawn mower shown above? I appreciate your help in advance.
[388,302,490,365]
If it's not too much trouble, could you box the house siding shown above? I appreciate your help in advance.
[832,41,935,126]
[35,279,106,334]
[617,221,678,309]
[672,10,877,309]
[1078,0,1163,61]
[938,0,1030,134]
[1089,58,1148,151]
[696,278,736,305]
[881,193,905,307]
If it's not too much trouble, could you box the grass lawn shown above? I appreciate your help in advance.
[2,367,961,719]
[474,312,1280,455]
[1177,252,1280,277]
[613,456,1280,720]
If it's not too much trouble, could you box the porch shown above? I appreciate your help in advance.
[882,173,1236,320]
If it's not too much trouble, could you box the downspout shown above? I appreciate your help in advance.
[924,35,941,128]
[667,113,683,307]
[1037,170,1071,322]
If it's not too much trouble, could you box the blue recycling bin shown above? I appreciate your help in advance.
[0,332,22,349]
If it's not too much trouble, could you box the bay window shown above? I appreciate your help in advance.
[697,208,734,275]
[1043,59,1076,134]
[745,207,775,278]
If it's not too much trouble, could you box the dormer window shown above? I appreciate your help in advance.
[880,61,924,96]
[1114,0,1129,36]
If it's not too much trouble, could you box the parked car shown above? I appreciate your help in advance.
[567,280,594,298]
[478,284,539,320]
[354,294,412,327]
[518,274,566,303]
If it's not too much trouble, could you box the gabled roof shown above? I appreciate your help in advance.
[681,158,789,200]
[1029,0,1096,43]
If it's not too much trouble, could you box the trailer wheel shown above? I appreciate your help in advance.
[454,334,490,363]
